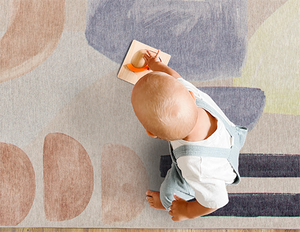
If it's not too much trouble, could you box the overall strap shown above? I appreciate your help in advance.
[195,99,236,136]
[173,145,231,160]
[173,98,236,160]
[171,98,247,184]
[195,98,248,151]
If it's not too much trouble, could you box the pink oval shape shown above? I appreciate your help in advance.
[101,143,149,224]
[0,0,65,83]
[0,142,35,226]
[43,133,94,221]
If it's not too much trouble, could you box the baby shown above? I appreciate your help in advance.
[131,50,247,221]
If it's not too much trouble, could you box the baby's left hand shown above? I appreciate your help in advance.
[169,194,190,221]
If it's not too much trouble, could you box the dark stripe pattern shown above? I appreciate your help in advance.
[160,154,300,217]
[210,193,300,217]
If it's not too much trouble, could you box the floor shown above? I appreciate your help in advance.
[0,229,299,232]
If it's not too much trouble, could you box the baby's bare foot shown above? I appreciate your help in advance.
[146,190,166,210]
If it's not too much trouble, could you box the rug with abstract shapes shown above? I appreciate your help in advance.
[0,0,299,229]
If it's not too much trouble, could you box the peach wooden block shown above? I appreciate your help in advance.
[117,40,171,85]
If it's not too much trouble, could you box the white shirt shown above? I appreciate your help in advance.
[170,78,237,209]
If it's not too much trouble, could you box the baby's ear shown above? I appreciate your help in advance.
[189,91,196,101]
[146,130,158,138]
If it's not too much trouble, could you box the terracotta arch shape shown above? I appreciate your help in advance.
[0,0,65,83]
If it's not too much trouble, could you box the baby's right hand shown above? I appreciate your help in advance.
[143,50,161,70]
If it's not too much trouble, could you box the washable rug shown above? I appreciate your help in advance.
[0,0,299,229]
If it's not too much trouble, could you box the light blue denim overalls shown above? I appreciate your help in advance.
[160,98,248,210]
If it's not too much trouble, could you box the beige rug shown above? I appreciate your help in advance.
[0,0,299,229]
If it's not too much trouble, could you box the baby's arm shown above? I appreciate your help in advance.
[169,194,217,221]
[143,50,182,79]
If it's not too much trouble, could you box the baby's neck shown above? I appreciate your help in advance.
[183,107,217,142]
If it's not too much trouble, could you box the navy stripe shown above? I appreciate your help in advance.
[197,87,266,131]
[209,193,300,217]
[161,154,300,178]
[239,154,300,177]
[160,155,173,178]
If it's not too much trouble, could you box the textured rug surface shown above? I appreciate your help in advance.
[0,0,299,228]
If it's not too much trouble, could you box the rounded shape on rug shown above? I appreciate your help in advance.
[85,0,248,81]
[131,49,147,68]
[247,0,289,39]
[0,142,36,226]
[197,86,266,131]
[234,0,300,115]
[101,143,149,224]
[0,0,65,83]
[43,133,94,221]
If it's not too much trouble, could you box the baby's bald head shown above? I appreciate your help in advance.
[131,72,198,141]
